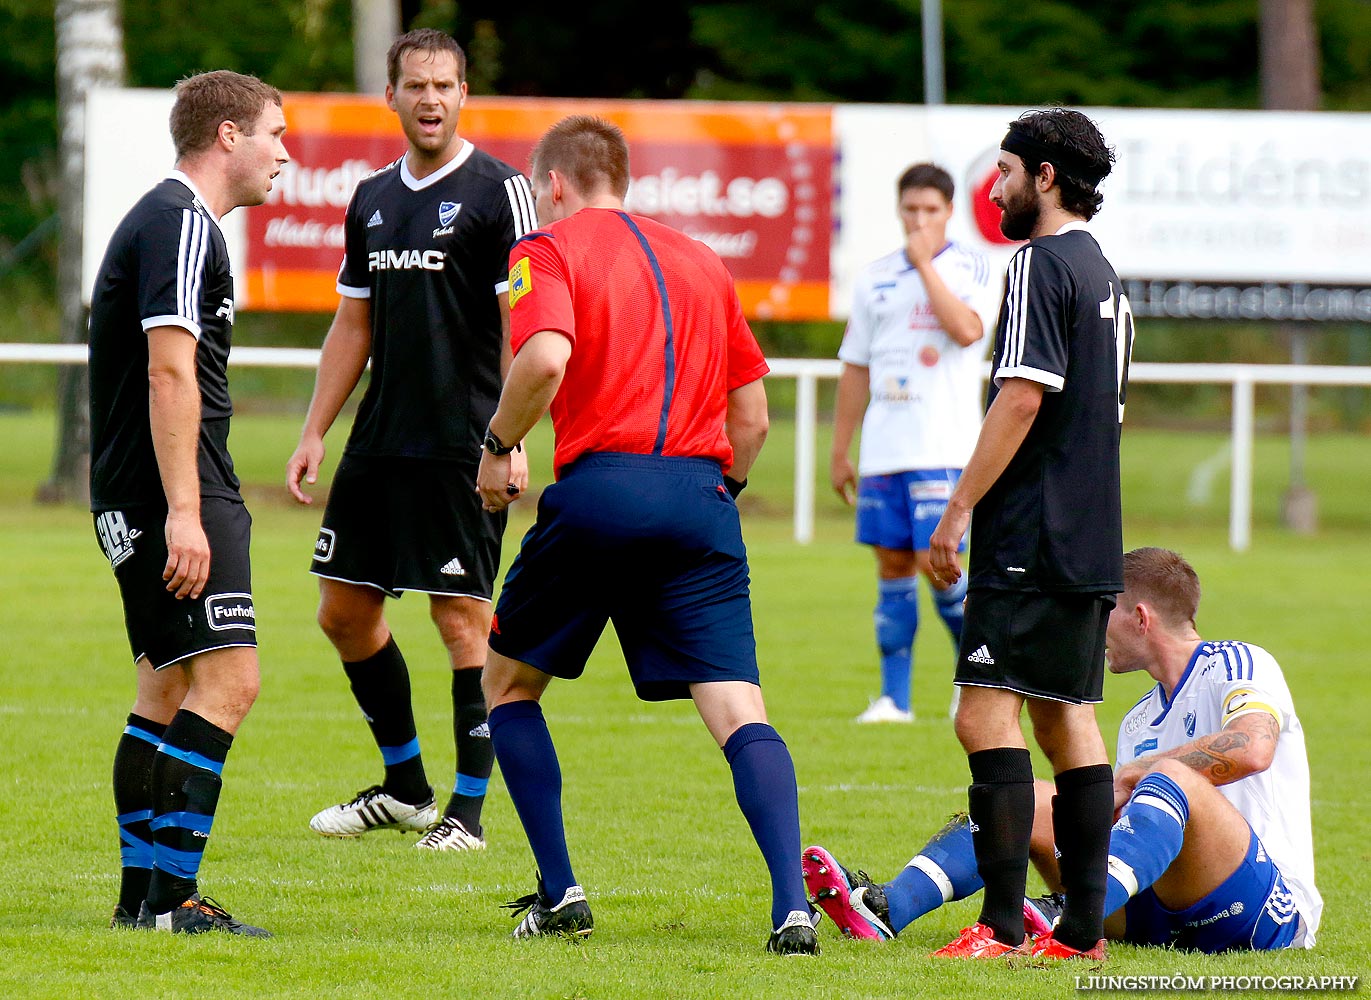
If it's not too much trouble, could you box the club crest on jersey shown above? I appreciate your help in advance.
[1184,711,1197,737]
[509,257,532,308]
[439,201,462,226]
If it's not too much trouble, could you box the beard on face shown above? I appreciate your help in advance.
[997,179,1040,241]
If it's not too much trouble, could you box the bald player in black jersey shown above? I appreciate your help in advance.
[925,108,1135,961]
[90,70,288,936]
[286,29,535,852]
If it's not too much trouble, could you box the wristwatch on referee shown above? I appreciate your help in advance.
[483,425,522,456]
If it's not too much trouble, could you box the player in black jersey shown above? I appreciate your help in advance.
[925,109,1134,961]
[286,29,535,852]
[90,70,287,936]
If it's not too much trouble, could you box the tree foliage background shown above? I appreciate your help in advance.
[3,0,1370,282]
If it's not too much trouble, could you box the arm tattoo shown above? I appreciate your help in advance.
[1177,731,1250,781]
[1175,713,1280,785]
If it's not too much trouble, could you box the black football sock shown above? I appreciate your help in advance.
[1050,763,1114,950]
[967,747,1035,945]
[112,713,166,914]
[145,710,232,913]
[445,666,491,832]
[343,636,430,803]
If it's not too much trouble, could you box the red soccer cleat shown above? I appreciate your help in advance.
[1030,930,1107,960]
[930,922,1030,959]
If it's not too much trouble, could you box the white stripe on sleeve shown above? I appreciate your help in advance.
[504,174,536,238]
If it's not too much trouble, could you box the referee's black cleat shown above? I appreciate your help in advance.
[503,881,594,939]
[110,904,138,929]
[766,909,821,956]
[136,894,272,937]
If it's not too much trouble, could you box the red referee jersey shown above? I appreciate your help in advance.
[507,208,769,478]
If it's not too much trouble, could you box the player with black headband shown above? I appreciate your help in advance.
[918,108,1133,960]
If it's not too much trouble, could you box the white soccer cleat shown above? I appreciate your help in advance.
[415,816,487,851]
[309,785,437,837]
[855,695,914,724]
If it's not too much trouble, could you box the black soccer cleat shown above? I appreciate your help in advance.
[766,909,821,955]
[1023,891,1067,938]
[137,894,272,937]
[503,881,594,939]
[110,904,138,929]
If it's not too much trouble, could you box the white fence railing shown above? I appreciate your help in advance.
[5,344,1370,552]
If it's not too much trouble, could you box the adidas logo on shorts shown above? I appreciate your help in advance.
[440,557,467,576]
[967,644,996,665]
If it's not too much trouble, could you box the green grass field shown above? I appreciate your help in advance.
[0,409,1367,998]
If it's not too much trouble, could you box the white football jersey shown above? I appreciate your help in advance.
[838,243,999,475]
[1115,640,1321,947]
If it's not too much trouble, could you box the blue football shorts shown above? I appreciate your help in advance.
[488,453,760,701]
[1122,826,1302,953]
[855,469,964,552]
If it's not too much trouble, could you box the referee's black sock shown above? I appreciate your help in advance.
[445,666,491,833]
[1050,763,1114,950]
[343,637,430,805]
[112,713,166,915]
[967,747,1035,946]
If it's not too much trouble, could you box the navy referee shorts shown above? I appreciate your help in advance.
[488,453,760,701]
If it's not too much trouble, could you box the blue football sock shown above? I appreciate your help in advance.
[723,723,809,928]
[885,811,983,933]
[488,701,576,899]
[931,572,968,646]
[1104,772,1190,915]
[875,576,919,711]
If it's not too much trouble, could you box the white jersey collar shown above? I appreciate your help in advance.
[1052,219,1090,237]
[400,140,473,191]
[166,170,221,224]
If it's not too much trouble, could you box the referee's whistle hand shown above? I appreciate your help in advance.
[476,451,515,512]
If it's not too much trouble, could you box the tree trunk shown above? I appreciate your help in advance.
[1260,0,1321,533]
[1259,0,1320,111]
[353,0,401,95]
[41,0,125,505]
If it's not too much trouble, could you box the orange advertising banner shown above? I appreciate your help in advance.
[245,94,833,319]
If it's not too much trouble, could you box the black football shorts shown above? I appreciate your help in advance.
[954,588,1113,704]
[93,498,256,670]
[310,454,505,599]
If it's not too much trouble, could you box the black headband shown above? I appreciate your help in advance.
[1001,126,1108,187]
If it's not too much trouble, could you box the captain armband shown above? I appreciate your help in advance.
[1220,687,1283,729]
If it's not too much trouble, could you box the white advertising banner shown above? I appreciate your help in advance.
[833,105,1371,321]
[83,89,250,305]
[84,91,1371,321]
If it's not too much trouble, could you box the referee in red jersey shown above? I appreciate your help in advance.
[475,115,817,955]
